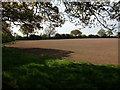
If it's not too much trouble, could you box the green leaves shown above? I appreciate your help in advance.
[2,2,65,35]
[71,29,82,36]
[2,22,15,43]
[64,1,120,30]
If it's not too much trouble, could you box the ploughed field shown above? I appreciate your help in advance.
[6,38,118,65]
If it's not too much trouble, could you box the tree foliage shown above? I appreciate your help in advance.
[2,2,65,34]
[2,1,120,38]
[44,24,56,37]
[106,30,113,36]
[19,24,35,38]
[2,22,15,43]
[63,1,120,30]
[97,28,106,37]
[71,30,82,36]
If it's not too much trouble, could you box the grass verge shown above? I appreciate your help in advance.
[2,47,120,89]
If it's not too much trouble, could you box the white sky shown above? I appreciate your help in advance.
[11,1,119,36]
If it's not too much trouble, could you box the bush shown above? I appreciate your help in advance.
[54,33,62,39]
[15,35,23,40]
[42,34,49,39]
[61,34,66,38]
[81,35,87,38]
[88,34,99,38]
[65,34,71,38]
[54,34,73,39]
[29,35,42,40]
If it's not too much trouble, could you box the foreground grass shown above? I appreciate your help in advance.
[3,47,120,89]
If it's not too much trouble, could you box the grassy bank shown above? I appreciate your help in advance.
[2,47,120,89]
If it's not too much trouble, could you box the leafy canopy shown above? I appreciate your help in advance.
[2,1,120,35]
[64,1,120,30]
[2,2,65,34]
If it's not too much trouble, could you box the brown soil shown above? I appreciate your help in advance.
[6,38,119,65]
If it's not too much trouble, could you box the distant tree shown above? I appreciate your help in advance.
[88,34,99,38]
[55,33,61,38]
[54,33,72,39]
[88,34,95,38]
[97,28,106,37]
[61,34,66,38]
[15,34,22,40]
[81,34,87,38]
[71,30,82,36]
[65,34,71,38]
[44,24,56,37]
[106,30,113,37]
[29,34,42,40]
[94,35,99,38]
[42,34,48,39]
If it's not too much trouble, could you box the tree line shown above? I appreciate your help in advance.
[14,29,118,41]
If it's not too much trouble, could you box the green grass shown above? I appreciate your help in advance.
[2,47,120,89]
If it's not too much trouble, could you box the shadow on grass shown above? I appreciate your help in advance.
[8,47,74,59]
[2,47,74,71]
[2,47,120,89]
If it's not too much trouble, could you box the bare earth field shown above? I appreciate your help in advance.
[6,38,119,65]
